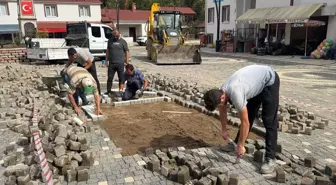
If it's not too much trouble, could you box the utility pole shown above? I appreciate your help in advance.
[215,0,222,52]
[116,0,120,30]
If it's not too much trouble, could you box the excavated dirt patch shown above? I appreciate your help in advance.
[100,102,261,156]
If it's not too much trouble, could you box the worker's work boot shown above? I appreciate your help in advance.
[261,157,276,174]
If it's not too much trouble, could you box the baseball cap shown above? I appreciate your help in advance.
[81,77,95,93]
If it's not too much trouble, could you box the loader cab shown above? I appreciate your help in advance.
[153,10,182,43]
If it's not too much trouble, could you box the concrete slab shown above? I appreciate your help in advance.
[82,105,104,121]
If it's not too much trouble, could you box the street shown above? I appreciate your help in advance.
[1,46,336,185]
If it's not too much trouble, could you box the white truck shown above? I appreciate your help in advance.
[27,22,114,61]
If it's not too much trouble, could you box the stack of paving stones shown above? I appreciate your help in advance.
[143,147,239,185]
[277,104,328,135]
[0,66,95,184]
[146,74,331,136]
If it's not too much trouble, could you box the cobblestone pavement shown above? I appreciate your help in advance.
[1,46,336,185]
[96,46,336,184]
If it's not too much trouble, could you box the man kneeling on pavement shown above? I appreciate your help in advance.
[122,64,148,100]
[62,65,103,116]
[203,64,280,174]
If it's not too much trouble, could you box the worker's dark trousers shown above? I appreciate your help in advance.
[107,63,125,93]
[77,62,101,95]
[122,80,143,100]
[234,72,280,160]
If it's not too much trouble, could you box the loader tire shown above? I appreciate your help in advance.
[147,39,153,60]
[151,46,158,64]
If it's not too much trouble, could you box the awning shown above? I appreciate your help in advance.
[236,7,274,24]
[236,3,325,24]
[266,3,325,23]
[37,22,67,33]
[0,24,20,34]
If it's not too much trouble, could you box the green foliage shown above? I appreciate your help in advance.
[102,0,205,22]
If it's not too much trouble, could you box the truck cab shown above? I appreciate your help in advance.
[27,22,114,61]
[66,22,113,56]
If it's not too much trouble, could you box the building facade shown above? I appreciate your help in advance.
[0,0,20,41]
[0,0,102,41]
[205,0,256,45]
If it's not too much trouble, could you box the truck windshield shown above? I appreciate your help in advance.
[158,14,181,29]
[67,24,87,35]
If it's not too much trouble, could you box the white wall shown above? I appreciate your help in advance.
[34,4,101,22]
[256,0,290,8]
[205,0,237,44]
[327,16,336,40]
[119,23,146,38]
[0,2,19,25]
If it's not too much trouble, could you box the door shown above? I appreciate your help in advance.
[88,25,104,52]
[102,26,113,51]
[129,27,136,42]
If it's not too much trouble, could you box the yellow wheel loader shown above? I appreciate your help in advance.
[145,3,202,65]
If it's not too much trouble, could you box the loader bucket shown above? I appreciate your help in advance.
[151,44,202,65]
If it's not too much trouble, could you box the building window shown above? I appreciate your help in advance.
[222,6,230,22]
[91,26,101,38]
[208,8,214,23]
[0,3,9,16]
[207,34,213,44]
[45,5,57,17]
[79,6,90,17]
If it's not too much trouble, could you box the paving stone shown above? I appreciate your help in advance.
[305,127,313,135]
[276,167,286,183]
[54,155,70,168]
[195,177,212,185]
[66,169,77,182]
[217,174,229,185]
[304,157,316,168]
[17,174,30,185]
[206,174,217,185]
[301,177,315,185]
[69,141,81,151]
[315,176,330,185]
[255,140,265,150]
[161,164,173,177]
[168,168,178,182]
[245,144,255,154]
[254,150,265,163]
[292,127,299,134]
[54,145,66,157]
[124,177,134,183]
[229,173,239,185]
[147,159,160,172]
[177,165,190,184]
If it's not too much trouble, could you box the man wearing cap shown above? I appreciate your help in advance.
[122,64,148,100]
[64,66,103,116]
[66,47,101,95]
[203,65,280,174]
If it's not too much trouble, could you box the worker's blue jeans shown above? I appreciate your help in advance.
[61,72,88,106]
[122,79,143,101]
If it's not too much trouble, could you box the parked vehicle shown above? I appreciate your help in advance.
[136,36,147,46]
[27,21,114,61]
